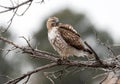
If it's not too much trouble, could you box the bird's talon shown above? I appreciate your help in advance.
[57,57,70,65]
[62,57,70,63]
[57,58,62,65]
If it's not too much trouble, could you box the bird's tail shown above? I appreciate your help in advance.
[84,48,93,54]
[83,48,95,60]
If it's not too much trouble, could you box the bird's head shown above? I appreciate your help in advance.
[46,16,59,31]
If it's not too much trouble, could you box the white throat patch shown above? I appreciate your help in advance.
[48,27,58,40]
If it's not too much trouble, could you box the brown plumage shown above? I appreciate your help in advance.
[46,16,93,59]
[58,26,83,50]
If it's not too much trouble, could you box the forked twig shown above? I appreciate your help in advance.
[0,0,37,33]
[23,75,31,84]
[19,36,33,50]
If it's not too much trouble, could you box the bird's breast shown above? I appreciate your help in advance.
[48,27,58,41]
[48,27,68,54]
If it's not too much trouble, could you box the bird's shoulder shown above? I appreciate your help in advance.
[57,23,85,50]
[58,23,80,37]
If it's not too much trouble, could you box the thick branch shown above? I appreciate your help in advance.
[5,62,57,84]
[0,36,117,69]
[0,36,58,61]
[0,36,118,84]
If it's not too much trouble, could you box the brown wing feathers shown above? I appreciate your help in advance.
[58,25,85,50]
[58,24,93,54]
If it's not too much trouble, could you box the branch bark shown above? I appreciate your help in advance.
[0,36,117,68]
[0,0,32,13]
[0,0,43,32]
[0,36,119,84]
[5,63,57,84]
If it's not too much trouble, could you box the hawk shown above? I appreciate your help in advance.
[46,16,93,59]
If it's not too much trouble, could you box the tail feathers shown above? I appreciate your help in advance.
[73,47,94,57]
[74,48,93,57]
[83,48,93,54]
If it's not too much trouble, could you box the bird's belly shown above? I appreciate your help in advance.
[49,35,74,57]
[48,28,80,57]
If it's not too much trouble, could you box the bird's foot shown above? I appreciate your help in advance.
[57,58,62,65]
[57,57,70,65]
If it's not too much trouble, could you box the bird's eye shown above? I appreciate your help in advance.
[52,20,56,22]
[51,22,56,26]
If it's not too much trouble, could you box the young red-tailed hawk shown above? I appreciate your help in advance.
[46,16,93,59]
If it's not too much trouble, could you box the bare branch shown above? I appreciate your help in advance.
[19,36,33,49]
[0,75,12,80]
[0,36,58,61]
[0,0,45,33]
[0,0,31,13]
[16,1,33,16]
[5,62,57,84]
[44,73,55,84]
[9,0,14,6]
[100,72,120,84]
[0,36,22,49]
[2,8,18,33]
[0,36,119,84]
[0,0,35,32]
[23,75,31,84]
[0,36,118,68]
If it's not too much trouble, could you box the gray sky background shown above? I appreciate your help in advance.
[0,0,120,43]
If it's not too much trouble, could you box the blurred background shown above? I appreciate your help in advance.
[0,0,120,84]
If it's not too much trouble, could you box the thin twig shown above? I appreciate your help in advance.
[46,75,55,84]
[16,1,33,16]
[0,75,12,80]
[2,8,18,33]
[23,75,31,84]
[0,0,34,33]
[19,36,33,50]
[10,0,14,6]
[0,36,22,49]
[0,0,31,13]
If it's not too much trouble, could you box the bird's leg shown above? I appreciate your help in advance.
[57,56,70,65]
[57,56,64,65]
[84,55,95,63]
[61,56,67,60]
[61,56,70,62]
[57,58,62,65]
